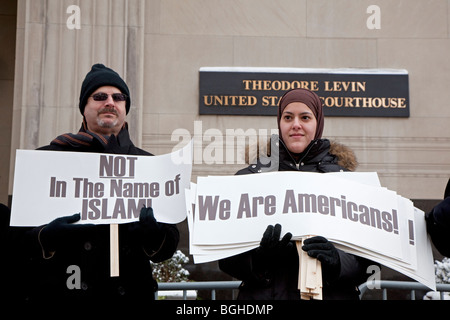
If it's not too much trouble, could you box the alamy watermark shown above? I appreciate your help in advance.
[66,264,81,290]
[66,5,81,30]
[65,263,382,291]
[366,5,381,30]
[66,4,381,31]
[366,264,381,289]
[171,121,277,165]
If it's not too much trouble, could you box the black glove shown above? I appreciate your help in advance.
[39,213,87,252]
[302,236,340,281]
[128,206,165,255]
[427,197,450,228]
[426,196,450,257]
[253,224,293,271]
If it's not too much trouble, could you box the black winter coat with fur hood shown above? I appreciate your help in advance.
[219,135,374,300]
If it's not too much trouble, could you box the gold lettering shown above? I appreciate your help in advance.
[334,97,343,107]
[241,80,319,91]
[242,80,251,90]
[381,98,390,108]
[390,98,398,108]
[214,95,225,105]
[203,95,213,106]
[356,82,366,92]
[262,96,279,107]
[324,81,366,92]
[203,95,257,106]
[372,97,381,108]
[344,97,354,107]
[320,96,407,109]
[271,81,281,90]
[362,97,371,108]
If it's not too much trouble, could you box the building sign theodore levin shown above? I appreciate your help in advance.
[199,67,409,117]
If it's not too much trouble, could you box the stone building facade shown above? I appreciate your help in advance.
[2,0,450,297]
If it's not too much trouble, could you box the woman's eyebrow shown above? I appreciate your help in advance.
[282,111,313,116]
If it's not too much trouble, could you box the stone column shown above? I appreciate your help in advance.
[10,0,145,193]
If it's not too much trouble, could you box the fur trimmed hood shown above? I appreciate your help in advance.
[329,140,358,171]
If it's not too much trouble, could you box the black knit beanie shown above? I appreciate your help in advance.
[79,64,131,115]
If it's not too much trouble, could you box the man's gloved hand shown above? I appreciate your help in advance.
[128,206,165,254]
[253,224,293,271]
[302,236,340,282]
[39,213,86,252]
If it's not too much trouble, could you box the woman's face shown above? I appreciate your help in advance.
[279,102,317,154]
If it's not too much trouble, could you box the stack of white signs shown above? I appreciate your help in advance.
[186,171,436,291]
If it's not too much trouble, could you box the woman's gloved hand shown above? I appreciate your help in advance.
[253,224,293,271]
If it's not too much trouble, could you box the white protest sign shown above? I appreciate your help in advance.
[193,172,414,264]
[189,171,383,264]
[11,141,192,226]
[189,171,436,290]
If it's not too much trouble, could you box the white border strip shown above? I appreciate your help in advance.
[199,67,408,75]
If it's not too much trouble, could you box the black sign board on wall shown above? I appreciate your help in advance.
[199,67,409,117]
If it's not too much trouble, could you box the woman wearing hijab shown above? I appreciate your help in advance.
[219,88,374,300]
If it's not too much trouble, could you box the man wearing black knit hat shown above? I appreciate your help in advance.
[11,64,179,304]
[78,63,131,137]
[79,63,131,115]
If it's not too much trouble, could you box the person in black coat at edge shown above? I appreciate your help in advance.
[426,179,450,257]
[8,64,179,304]
[219,88,376,300]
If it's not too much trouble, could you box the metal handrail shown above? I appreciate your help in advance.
[359,280,450,300]
[156,281,241,300]
[155,280,450,300]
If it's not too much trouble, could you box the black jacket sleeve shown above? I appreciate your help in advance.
[219,249,262,284]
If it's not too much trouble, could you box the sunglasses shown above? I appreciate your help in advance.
[91,92,128,102]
